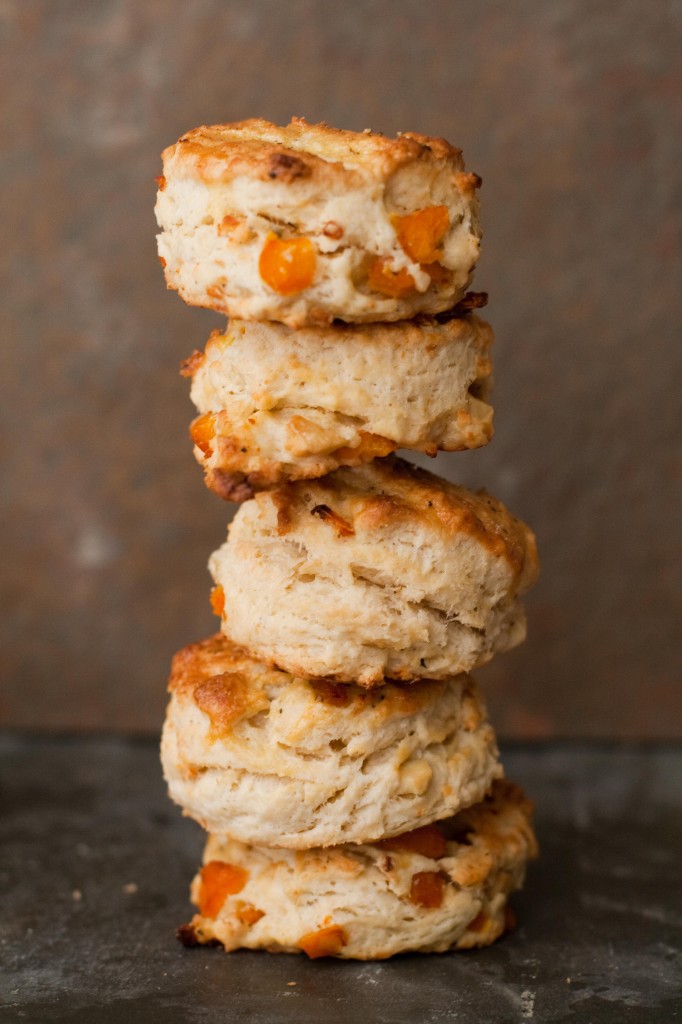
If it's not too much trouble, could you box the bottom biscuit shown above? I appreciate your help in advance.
[177,779,537,959]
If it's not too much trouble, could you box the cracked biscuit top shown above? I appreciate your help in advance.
[156,118,482,326]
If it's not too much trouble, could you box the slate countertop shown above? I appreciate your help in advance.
[1,736,680,1023]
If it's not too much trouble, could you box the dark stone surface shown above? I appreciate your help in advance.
[1,1,681,735]
[0,736,680,1022]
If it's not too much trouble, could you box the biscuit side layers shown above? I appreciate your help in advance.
[209,457,539,685]
[156,118,481,327]
[186,304,493,499]
[161,634,502,848]
[178,779,537,959]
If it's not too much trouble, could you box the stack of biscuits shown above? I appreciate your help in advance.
[156,118,540,960]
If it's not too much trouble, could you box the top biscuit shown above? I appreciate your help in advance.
[156,118,482,326]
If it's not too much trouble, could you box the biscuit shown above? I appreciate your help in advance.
[161,634,501,848]
[187,302,493,501]
[156,118,481,326]
[209,457,539,685]
[177,780,537,959]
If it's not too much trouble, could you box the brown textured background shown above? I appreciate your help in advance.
[1,0,680,736]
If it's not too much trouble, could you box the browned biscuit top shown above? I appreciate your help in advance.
[268,456,539,590]
[162,117,469,186]
[168,633,458,736]
[167,635,272,736]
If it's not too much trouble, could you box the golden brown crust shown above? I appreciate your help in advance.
[265,456,539,588]
[357,485,524,569]
[438,291,488,320]
[168,637,272,735]
[168,633,452,710]
[168,635,254,696]
[204,469,257,504]
[162,117,468,188]
[179,349,206,378]
[200,433,397,503]
[193,673,268,739]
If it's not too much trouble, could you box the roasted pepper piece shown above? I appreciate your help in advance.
[190,412,216,456]
[298,924,348,959]
[367,257,416,298]
[210,585,225,618]
[393,206,449,264]
[379,823,447,859]
[259,233,316,295]
[409,871,445,908]
[198,861,249,918]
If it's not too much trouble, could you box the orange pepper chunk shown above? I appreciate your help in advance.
[393,206,450,264]
[367,257,416,298]
[467,910,488,932]
[190,413,216,456]
[258,233,316,295]
[210,585,225,618]
[409,871,445,908]
[299,924,348,959]
[422,261,451,285]
[236,902,265,926]
[379,823,447,859]
[335,431,396,464]
[198,860,249,918]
